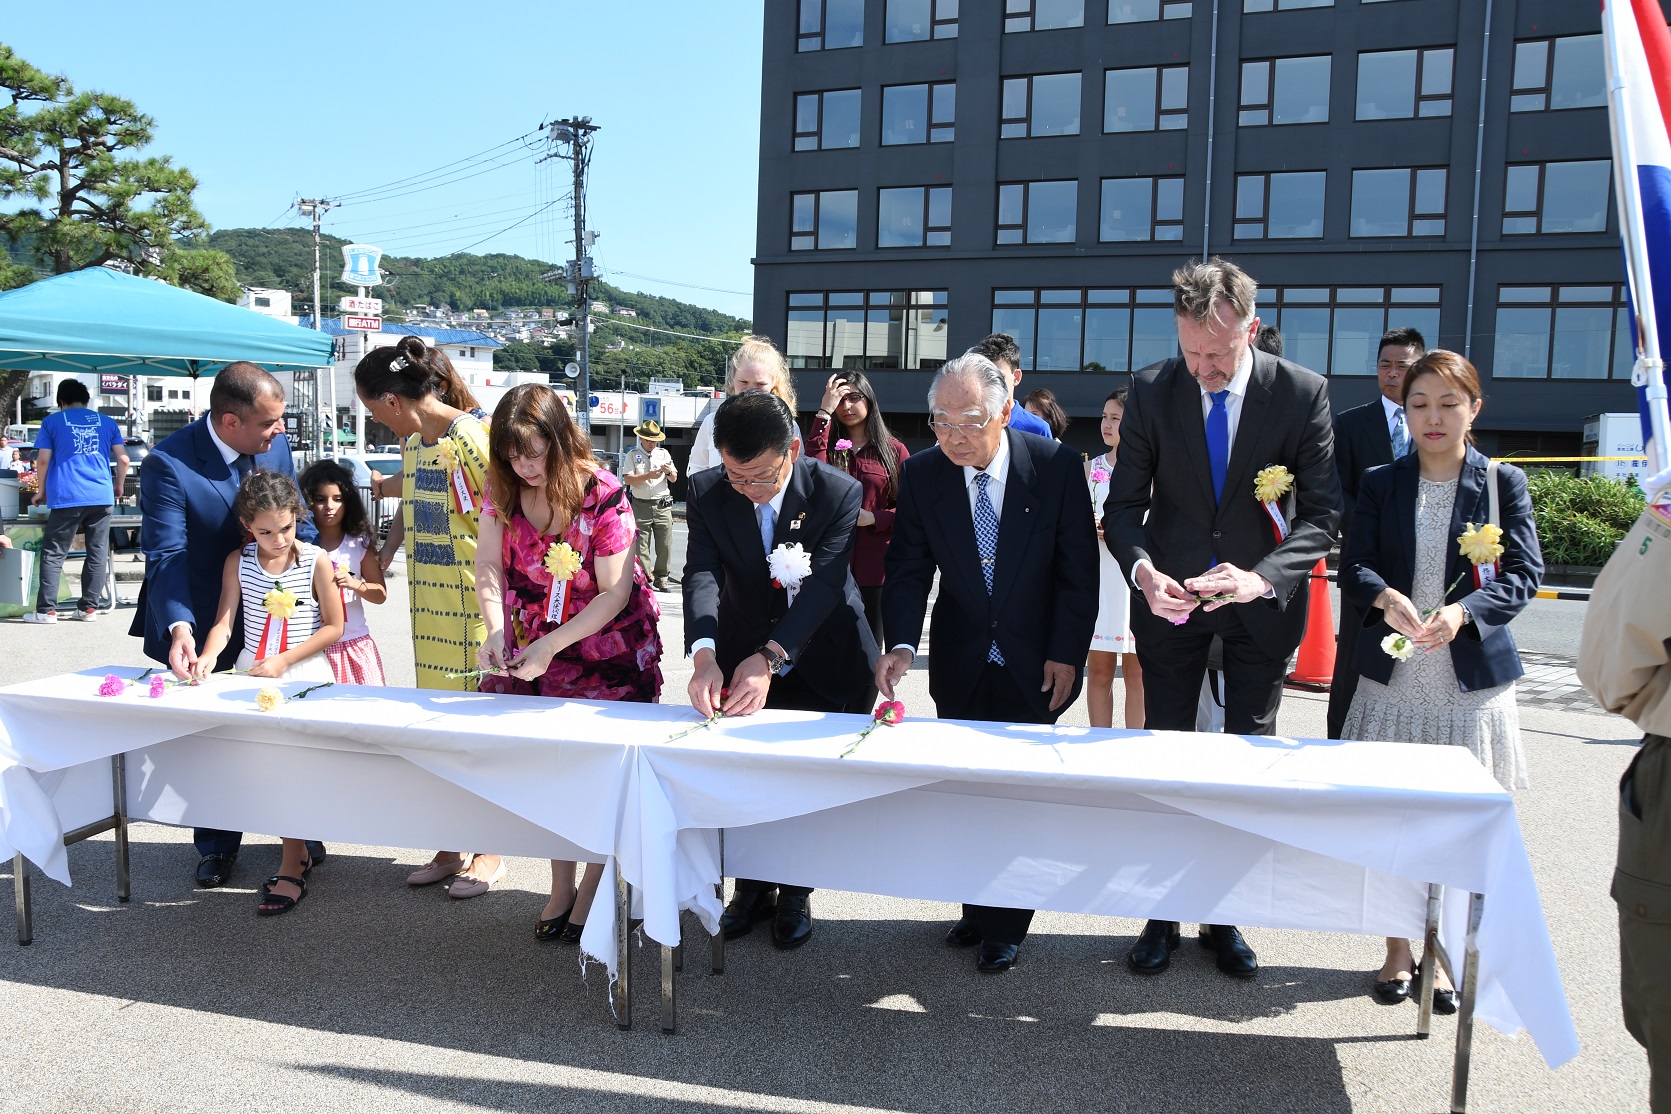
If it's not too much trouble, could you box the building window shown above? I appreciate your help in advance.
[1109,0,1192,21]
[1356,47,1454,120]
[790,190,859,250]
[1265,286,1442,377]
[1502,161,1611,235]
[787,290,949,370]
[1100,177,1185,241]
[885,0,958,41]
[1244,0,1331,9]
[997,180,1078,244]
[881,82,955,144]
[253,295,271,308]
[1350,168,1447,237]
[1003,0,1084,32]
[1494,285,1633,379]
[1104,65,1188,132]
[878,186,953,247]
[1234,172,1326,239]
[798,0,864,51]
[146,385,163,402]
[793,89,862,151]
[1000,72,1082,138]
[1512,35,1607,112]
[1239,55,1331,126]
[991,287,1178,372]
[167,389,180,399]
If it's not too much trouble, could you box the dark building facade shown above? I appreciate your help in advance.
[754,0,1665,457]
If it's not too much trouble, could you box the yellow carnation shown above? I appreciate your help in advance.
[543,541,582,581]
[263,584,299,620]
[1254,464,1295,504]
[437,440,460,471]
[256,687,284,713]
[1458,522,1505,566]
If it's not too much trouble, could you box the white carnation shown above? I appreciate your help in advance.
[768,542,812,587]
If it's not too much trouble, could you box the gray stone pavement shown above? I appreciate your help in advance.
[0,548,1649,1113]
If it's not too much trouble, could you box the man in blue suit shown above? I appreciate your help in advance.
[130,362,320,888]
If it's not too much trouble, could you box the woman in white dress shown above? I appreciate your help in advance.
[1340,350,1543,1011]
[687,336,801,473]
[1085,388,1143,729]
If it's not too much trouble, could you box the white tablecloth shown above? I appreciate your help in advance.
[0,669,1577,1067]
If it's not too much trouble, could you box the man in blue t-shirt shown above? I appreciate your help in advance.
[967,333,1054,439]
[27,378,129,623]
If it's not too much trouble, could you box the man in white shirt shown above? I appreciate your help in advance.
[621,419,678,592]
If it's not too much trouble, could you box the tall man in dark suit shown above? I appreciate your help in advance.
[877,353,1098,974]
[1105,258,1341,979]
[684,392,879,950]
[1327,327,1425,738]
[131,363,319,889]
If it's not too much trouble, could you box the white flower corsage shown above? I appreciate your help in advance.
[769,542,812,605]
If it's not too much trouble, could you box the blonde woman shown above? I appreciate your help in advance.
[687,336,802,473]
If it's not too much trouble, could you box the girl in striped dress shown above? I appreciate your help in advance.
[196,471,345,914]
[300,460,389,685]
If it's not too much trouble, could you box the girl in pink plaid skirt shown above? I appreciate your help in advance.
[301,461,389,686]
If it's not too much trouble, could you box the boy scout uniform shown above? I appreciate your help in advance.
[624,421,676,590]
[1579,500,1671,1111]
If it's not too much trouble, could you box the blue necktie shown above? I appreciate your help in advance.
[974,472,1005,665]
[1206,391,1230,503]
[758,501,775,555]
[1391,406,1411,458]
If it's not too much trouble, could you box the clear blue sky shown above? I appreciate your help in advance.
[2,2,763,320]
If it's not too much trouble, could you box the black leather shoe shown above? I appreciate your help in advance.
[1127,919,1181,974]
[304,841,327,865]
[720,884,777,940]
[771,893,813,950]
[1432,987,1460,1015]
[196,852,238,889]
[945,916,982,948]
[976,941,1019,973]
[1373,975,1413,1004]
[1199,924,1259,978]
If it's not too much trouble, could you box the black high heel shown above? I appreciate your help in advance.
[535,890,577,941]
[559,920,584,944]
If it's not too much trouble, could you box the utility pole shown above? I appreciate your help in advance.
[297,197,334,460]
[542,117,599,433]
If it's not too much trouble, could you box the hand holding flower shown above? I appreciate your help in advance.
[1412,603,1466,652]
[509,633,560,682]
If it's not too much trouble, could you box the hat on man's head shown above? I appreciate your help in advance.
[633,419,667,441]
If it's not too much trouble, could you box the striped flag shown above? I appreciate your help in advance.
[1603,0,1671,490]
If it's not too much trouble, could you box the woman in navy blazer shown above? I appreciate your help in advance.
[1340,350,1544,1010]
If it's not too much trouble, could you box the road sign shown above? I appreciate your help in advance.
[588,394,600,408]
[639,397,662,424]
[565,362,580,380]
[339,295,383,315]
[343,315,382,332]
[340,244,383,287]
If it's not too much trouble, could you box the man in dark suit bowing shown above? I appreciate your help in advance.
[684,391,879,950]
[876,353,1098,974]
[1327,326,1424,739]
[131,362,319,889]
[1105,257,1340,979]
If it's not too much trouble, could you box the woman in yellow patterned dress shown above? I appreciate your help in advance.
[356,335,504,898]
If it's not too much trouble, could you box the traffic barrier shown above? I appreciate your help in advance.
[1288,559,1336,689]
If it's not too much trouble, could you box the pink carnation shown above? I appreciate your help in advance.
[1090,467,1111,484]
[875,700,906,725]
[97,675,126,697]
[149,675,166,699]
[834,438,853,452]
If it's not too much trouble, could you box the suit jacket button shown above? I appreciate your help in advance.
[1212,530,1222,539]
[990,621,998,630]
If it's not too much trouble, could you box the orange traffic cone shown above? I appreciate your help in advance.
[1287,559,1336,688]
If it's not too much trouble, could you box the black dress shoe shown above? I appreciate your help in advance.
[945,917,982,948]
[1373,975,1413,1004]
[771,893,813,950]
[559,921,585,944]
[1432,987,1460,1015]
[534,908,571,942]
[1198,924,1259,978]
[1127,919,1182,974]
[196,852,238,889]
[720,884,777,940]
[976,941,1019,973]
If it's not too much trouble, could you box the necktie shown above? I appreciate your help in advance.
[1206,391,1230,503]
[757,501,776,555]
[233,453,254,483]
[1391,406,1411,458]
[973,473,1005,665]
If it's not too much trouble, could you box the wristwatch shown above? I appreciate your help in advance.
[1458,603,1475,625]
[757,643,791,674]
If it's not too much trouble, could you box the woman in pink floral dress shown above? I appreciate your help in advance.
[475,384,663,943]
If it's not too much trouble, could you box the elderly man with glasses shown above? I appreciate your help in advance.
[876,353,1099,974]
[682,391,879,951]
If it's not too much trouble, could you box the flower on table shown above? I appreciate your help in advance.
[833,438,853,452]
[148,675,166,699]
[1458,522,1505,566]
[768,542,812,589]
[1381,632,1415,662]
[97,674,126,697]
[842,700,906,757]
[256,687,284,712]
[263,584,299,620]
[667,708,726,741]
[543,540,582,581]
[1254,464,1295,504]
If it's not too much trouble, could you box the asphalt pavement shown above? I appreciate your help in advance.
[0,532,1650,1113]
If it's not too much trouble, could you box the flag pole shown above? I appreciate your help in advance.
[1604,3,1671,486]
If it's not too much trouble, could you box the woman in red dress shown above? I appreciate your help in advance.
[476,384,663,943]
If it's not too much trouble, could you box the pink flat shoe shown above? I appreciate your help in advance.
[407,855,473,886]
[448,859,507,899]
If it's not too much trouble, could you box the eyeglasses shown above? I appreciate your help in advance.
[927,415,995,438]
[722,455,788,488]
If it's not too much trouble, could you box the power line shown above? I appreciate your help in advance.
[601,319,747,345]
[607,268,753,298]
[439,198,565,258]
[331,131,541,202]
